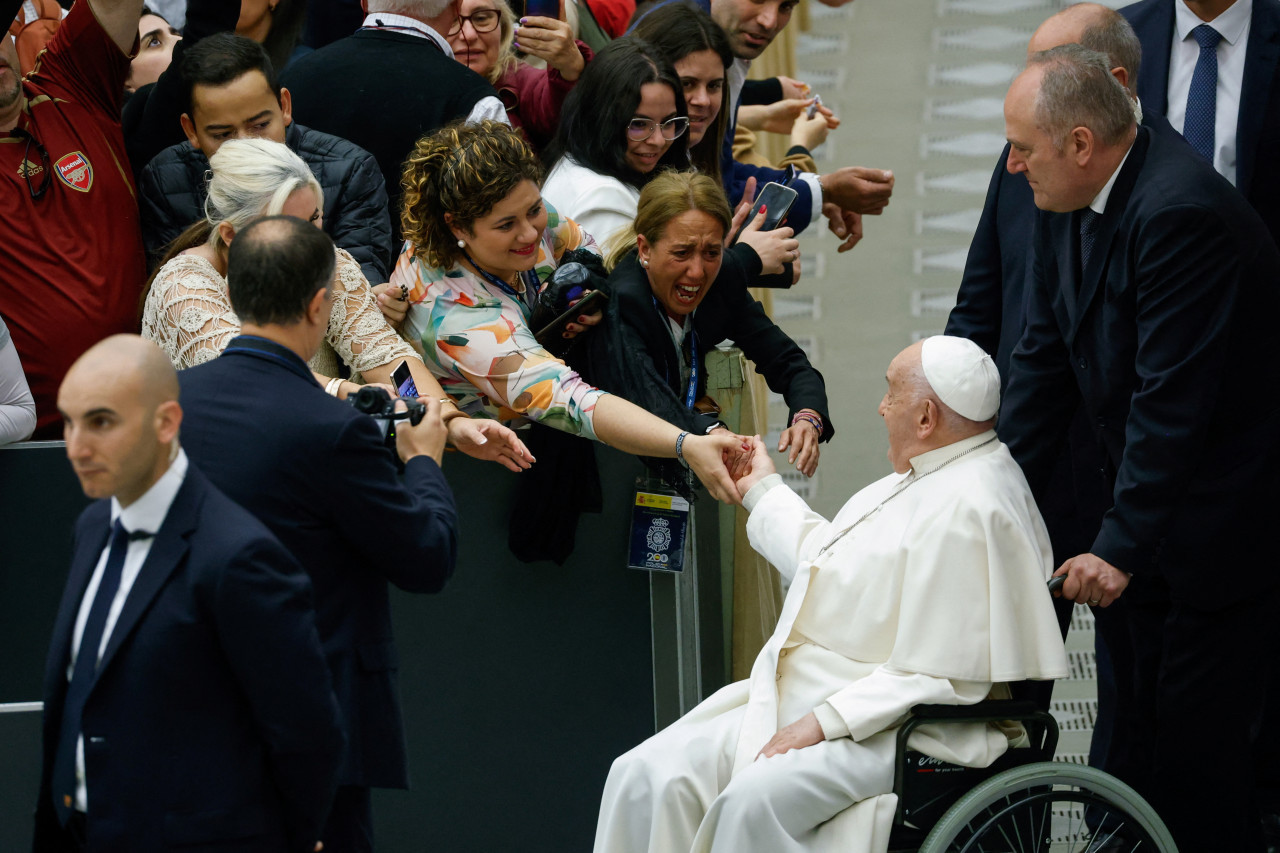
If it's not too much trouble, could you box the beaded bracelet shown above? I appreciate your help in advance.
[675,431,691,469]
[791,412,823,434]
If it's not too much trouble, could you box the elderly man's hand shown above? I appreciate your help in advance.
[1053,553,1130,607]
[732,435,778,500]
[683,431,751,505]
[757,712,824,759]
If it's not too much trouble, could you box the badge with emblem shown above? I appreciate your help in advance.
[54,151,93,192]
[628,485,690,572]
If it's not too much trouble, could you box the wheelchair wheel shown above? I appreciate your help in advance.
[918,761,1177,853]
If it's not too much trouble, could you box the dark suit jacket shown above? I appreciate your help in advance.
[944,143,1036,388]
[1123,0,1280,245]
[177,336,458,789]
[280,29,498,244]
[946,112,1183,386]
[1001,126,1280,609]
[139,122,392,282]
[582,248,832,441]
[34,466,343,852]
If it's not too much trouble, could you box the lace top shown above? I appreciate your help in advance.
[394,204,605,438]
[141,247,417,378]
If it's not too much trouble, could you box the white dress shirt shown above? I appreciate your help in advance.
[727,57,824,221]
[359,12,510,126]
[69,448,189,812]
[1089,142,1135,215]
[1166,0,1252,184]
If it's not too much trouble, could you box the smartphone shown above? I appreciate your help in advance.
[535,289,609,348]
[524,0,558,18]
[391,360,419,400]
[805,94,823,119]
[730,181,799,245]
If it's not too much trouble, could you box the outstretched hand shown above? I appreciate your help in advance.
[683,431,753,505]
[733,435,778,500]
[446,417,535,472]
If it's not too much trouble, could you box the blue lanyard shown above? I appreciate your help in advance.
[652,296,699,410]
[464,250,539,313]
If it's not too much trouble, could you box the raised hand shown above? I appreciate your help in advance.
[820,166,894,215]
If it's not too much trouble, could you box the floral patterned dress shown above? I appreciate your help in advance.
[393,205,605,439]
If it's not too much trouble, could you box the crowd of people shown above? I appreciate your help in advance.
[3,0,1278,850]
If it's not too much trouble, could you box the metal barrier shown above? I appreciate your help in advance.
[0,437,723,851]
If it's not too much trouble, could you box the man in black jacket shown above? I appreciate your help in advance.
[178,216,458,851]
[1000,45,1280,852]
[280,0,507,244]
[138,34,393,283]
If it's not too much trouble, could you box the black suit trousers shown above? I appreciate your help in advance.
[1092,576,1279,853]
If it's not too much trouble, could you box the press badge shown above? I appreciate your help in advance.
[628,489,690,572]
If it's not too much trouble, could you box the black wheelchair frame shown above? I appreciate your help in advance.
[883,699,1176,852]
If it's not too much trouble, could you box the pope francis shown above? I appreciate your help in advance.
[593,336,1069,853]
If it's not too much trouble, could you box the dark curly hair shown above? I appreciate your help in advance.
[399,120,545,269]
[545,38,689,192]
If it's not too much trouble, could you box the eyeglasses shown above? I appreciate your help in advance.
[447,9,501,35]
[11,127,51,200]
[625,116,690,142]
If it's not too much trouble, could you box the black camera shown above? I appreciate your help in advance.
[349,386,426,446]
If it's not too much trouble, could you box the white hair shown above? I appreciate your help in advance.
[365,0,452,20]
[204,138,323,239]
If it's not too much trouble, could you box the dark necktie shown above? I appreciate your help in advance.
[1183,24,1223,165]
[51,520,151,824]
[1079,208,1102,273]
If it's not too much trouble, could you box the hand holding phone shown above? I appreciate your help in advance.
[535,289,608,348]
[729,182,799,246]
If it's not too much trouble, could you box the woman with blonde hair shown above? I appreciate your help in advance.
[143,137,530,470]
[584,170,831,482]
[391,120,746,502]
[445,0,590,155]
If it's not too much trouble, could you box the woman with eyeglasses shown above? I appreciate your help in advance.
[541,39,693,245]
[542,37,798,277]
[444,0,590,155]
[388,120,748,504]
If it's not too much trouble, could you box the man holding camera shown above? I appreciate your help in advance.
[177,215,459,852]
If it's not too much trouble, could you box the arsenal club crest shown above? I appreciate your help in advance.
[54,151,93,192]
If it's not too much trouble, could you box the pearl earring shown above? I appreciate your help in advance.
[640,258,648,268]
[457,239,466,248]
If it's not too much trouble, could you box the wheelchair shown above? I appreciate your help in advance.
[883,700,1176,852]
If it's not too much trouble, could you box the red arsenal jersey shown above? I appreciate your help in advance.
[0,3,146,438]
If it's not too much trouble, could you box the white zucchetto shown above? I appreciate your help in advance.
[920,335,1000,421]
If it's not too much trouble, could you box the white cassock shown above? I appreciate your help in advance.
[594,430,1069,853]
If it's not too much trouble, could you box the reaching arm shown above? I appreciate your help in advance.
[0,322,36,444]
[87,0,147,54]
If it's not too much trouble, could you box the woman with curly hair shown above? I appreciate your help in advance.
[142,137,531,471]
[390,120,747,502]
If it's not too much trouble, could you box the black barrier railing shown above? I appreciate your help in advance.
[0,439,723,851]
